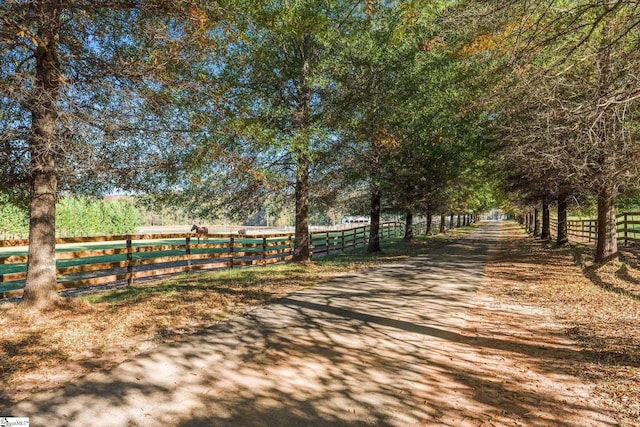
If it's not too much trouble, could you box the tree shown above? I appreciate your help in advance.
[0,1,220,309]
[328,1,472,251]
[463,0,640,261]
[172,0,367,262]
[55,196,140,236]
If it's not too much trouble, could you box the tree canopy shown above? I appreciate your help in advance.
[463,0,640,261]
[6,0,639,309]
[0,0,225,309]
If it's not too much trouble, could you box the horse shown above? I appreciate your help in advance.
[191,224,209,243]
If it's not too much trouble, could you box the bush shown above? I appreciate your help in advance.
[56,195,141,236]
[0,194,29,239]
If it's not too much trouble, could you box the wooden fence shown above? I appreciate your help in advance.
[0,222,405,299]
[541,212,640,244]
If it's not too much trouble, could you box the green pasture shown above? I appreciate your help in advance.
[559,215,640,239]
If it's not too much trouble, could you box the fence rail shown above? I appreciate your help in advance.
[0,222,406,299]
[540,212,640,244]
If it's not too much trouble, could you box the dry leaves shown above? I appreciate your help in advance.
[485,224,640,425]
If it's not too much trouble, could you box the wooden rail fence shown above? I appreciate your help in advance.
[535,212,640,244]
[0,222,405,299]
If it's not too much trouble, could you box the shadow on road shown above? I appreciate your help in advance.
[10,223,618,426]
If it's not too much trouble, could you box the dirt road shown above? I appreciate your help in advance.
[11,223,617,426]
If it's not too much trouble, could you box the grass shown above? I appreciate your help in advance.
[0,226,473,407]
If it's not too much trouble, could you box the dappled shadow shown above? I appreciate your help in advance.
[571,246,640,301]
[497,223,640,424]
[6,224,617,426]
[615,264,640,286]
[0,331,71,404]
[582,264,640,302]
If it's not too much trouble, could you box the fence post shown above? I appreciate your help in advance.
[262,236,267,264]
[325,232,330,254]
[126,238,133,286]
[186,236,191,272]
[288,234,293,258]
[341,230,345,252]
[229,236,234,268]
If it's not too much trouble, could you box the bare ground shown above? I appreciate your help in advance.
[472,222,640,426]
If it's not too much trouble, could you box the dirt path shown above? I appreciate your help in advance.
[11,223,618,426]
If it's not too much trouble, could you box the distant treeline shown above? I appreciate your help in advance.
[0,195,141,239]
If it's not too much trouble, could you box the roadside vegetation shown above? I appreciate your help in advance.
[0,226,473,407]
[487,224,640,425]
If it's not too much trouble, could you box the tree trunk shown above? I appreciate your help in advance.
[403,211,413,241]
[533,209,540,236]
[439,214,446,233]
[22,134,60,310]
[292,149,310,262]
[449,213,454,229]
[367,181,382,253]
[592,18,618,262]
[556,194,569,246]
[595,183,618,262]
[541,200,551,241]
[456,214,461,228]
[22,4,62,310]
[290,51,312,263]
[425,212,433,235]
[366,132,383,253]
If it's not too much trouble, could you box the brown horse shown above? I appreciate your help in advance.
[191,224,208,243]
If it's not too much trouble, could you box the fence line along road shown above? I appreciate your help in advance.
[520,211,640,244]
[0,222,409,300]
[1,212,479,300]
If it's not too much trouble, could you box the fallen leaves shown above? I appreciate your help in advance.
[485,224,640,425]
